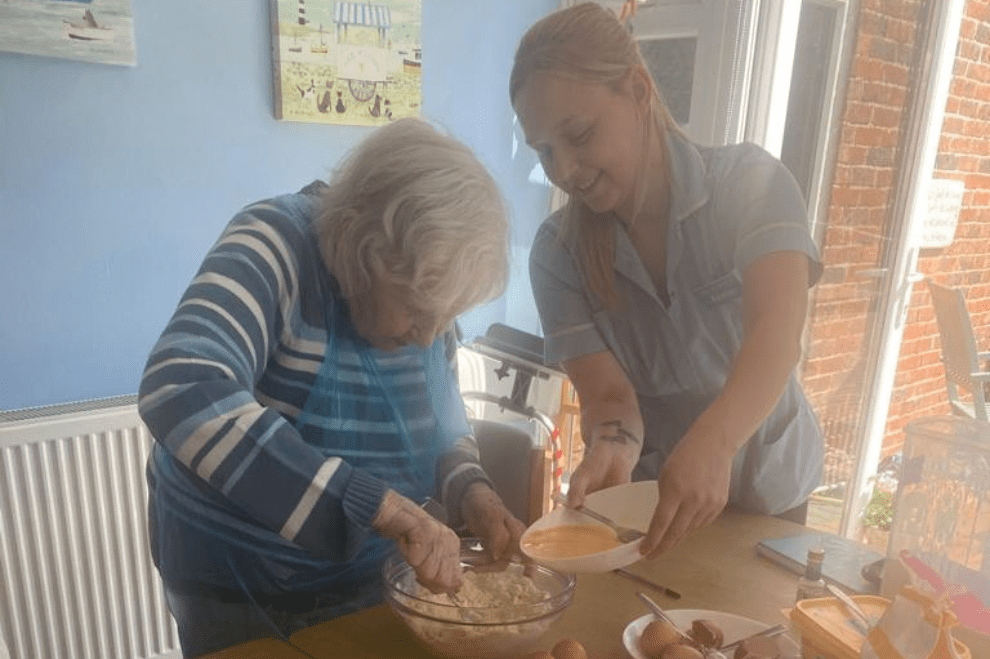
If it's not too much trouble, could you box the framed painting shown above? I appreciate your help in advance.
[0,0,137,67]
[269,0,422,126]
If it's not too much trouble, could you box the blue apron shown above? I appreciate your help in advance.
[285,296,467,588]
[148,293,469,610]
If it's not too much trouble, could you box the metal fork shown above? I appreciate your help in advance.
[552,493,646,543]
[638,592,787,658]
[718,624,788,653]
[636,592,726,659]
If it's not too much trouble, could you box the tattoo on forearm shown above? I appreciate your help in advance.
[594,420,642,446]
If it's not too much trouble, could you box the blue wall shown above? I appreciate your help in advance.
[0,0,554,411]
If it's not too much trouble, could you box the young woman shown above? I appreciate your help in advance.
[139,118,523,657]
[511,3,824,558]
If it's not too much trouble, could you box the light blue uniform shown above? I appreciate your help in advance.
[529,133,825,515]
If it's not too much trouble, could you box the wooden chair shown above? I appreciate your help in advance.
[927,280,990,420]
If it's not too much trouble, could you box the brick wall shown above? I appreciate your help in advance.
[801,0,925,486]
[801,0,990,480]
[886,0,990,442]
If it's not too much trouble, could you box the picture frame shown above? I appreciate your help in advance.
[0,0,137,67]
[269,0,423,126]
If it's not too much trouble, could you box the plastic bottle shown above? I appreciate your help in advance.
[796,547,827,602]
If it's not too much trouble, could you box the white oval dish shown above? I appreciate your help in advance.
[622,609,800,659]
[520,481,658,573]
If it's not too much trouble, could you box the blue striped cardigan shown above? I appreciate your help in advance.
[138,182,491,585]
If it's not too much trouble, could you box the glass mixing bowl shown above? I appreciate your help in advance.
[382,541,575,659]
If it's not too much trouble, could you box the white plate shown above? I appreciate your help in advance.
[520,481,657,573]
[622,609,800,659]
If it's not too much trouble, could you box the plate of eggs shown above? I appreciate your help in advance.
[520,481,656,573]
[623,609,800,659]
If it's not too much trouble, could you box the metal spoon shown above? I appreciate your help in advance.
[638,592,789,658]
[552,493,646,543]
[636,592,695,643]
[636,592,726,658]
[718,623,788,653]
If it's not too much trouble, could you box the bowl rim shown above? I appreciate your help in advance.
[384,584,572,628]
[381,549,576,626]
[520,481,656,573]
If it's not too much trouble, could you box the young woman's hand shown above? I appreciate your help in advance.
[460,482,526,564]
[557,351,644,509]
[372,489,463,593]
[639,416,734,558]
[638,251,813,557]
[565,436,640,508]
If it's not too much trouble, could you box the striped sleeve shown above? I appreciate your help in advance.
[138,196,387,561]
[435,331,493,528]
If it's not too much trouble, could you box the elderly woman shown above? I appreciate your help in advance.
[138,118,523,657]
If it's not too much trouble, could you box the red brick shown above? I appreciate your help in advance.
[846,101,872,124]
[830,186,861,206]
[860,187,888,206]
[872,105,901,127]
[965,173,990,188]
[959,40,983,62]
[969,0,990,22]
[968,61,990,84]
[942,115,966,134]
[883,64,910,87]
[856,58,885,79]
[960,16,978,39]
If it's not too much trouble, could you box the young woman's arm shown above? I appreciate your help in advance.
[560,349,644,507]
[640,250,810,557]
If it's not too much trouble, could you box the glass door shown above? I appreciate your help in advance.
[628,0,755,146]
[628,0,969,543]
[788,0,966,543]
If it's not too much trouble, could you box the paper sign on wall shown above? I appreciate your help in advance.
[920,178,965,249]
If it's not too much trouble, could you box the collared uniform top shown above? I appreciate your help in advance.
[530,133,825,515]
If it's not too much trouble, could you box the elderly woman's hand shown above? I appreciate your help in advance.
[460,482,526,564]
[372,489,463,593]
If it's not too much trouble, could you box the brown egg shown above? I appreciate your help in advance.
[551,638,588,659]
[733,635,781,659]
[640,618,682,657]
[689,618,724,648]
[660,643,705,659]
[518,651,555,659]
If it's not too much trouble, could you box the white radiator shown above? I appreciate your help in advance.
[0,396,180,659]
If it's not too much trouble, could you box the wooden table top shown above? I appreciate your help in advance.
[202,510,817,659]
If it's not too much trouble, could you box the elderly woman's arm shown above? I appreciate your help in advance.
[432,333,526,561]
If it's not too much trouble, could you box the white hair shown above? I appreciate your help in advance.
[315,118,509,325]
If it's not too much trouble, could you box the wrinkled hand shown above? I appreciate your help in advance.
[640,419,734,558]
[460,482,526,565]
[372,489,462,593]
[565,438,640,508]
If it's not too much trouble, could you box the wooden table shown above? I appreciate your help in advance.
[203,511,815,658]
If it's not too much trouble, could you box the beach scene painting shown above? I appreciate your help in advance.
[0,0,137,67]
[270,0,422,126]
